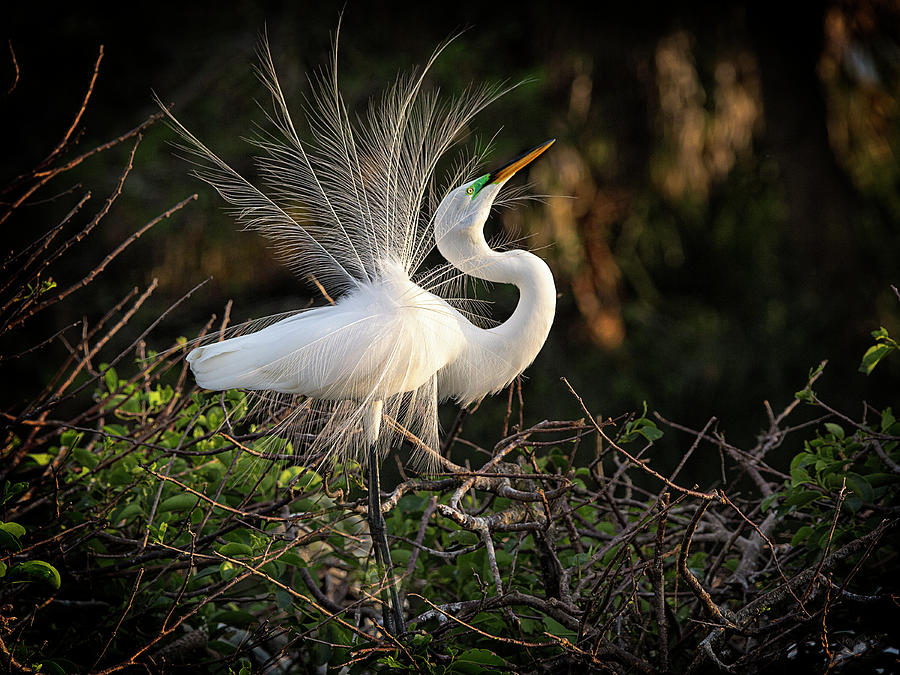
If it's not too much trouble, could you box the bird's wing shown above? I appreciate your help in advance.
[162,36,510,300]
[188,275,467,399]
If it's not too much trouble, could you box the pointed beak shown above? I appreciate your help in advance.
[488,139,556,185]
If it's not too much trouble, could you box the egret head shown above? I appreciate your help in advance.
[434,139,555,249]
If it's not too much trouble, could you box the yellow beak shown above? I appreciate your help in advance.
[489,139,556,184]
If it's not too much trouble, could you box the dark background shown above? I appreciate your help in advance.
[5,1,899,466]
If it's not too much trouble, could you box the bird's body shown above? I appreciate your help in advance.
[187,231,556,409]
[168,36,556,634]
[188,261,467,399]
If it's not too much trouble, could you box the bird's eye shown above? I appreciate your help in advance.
[466,174,491,200]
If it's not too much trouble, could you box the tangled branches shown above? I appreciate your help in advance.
[3,336,898,673]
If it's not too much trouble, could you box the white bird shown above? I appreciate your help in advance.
[166,37,556,635]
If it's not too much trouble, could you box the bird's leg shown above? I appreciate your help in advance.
[367,441,406,635]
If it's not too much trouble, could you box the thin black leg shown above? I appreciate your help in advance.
[367,442,406,635]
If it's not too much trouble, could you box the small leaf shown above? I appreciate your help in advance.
[639,423,664,442]
[278,551,306,568]
[791,526,814,547]
[844,473,875,502]
[782,490,821,509]
[25,453,54,467]
[881,408,896,433]
[795,388,813,403]
[114,502,144,523]
[859,344,894,375]
[73,447,99,470]
[35,661,66,675]
[790,467,812,487]
[823,423,845,440]
[0,529,22,552]
[760,492,780,513]
[0,522,26,539]
[219,561,239,581]
[411,632,432,646]
[218,542,253,558]
[104,366,119,393]
[60,430,83,448]
[210,609,257,627]
[277,466,322,491]
[450,648,507,673]
[9,560,61,589]
[790,452,815,472]
[158,494,200,513]
[543,616,576,638]
[0,481,27,506]
[723,558,740,572]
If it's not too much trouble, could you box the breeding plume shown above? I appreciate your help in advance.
[167,38,556,634]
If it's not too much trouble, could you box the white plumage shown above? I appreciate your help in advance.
[187,260,470,399]
[167,37,556,469]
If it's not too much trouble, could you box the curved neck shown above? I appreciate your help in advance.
[439,226,556,384]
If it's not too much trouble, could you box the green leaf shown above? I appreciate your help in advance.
[639,422,664,442]
[219,561,239,581]
[791,451,815,469]
[0,522,26,539]
[619,402,664,443]
[543,616,576,638]
[218,542,253,558]
[567,552,591,568]
[845,473,875,502]
[0,529,22,552]
[210,609,257,627]
[73,447,99,470]
[823,423,845,440]
[790,466,812,487]
[114,502,144,523]
[278,551,306,568]
[791,526,814,547]
[760,492,780,513]
[860,343,895,375]
[35,661,67,675]
[795,388,813,403]
[104,366,119,392]
[9,560,61,589]
[450,649,507,673]
[0,481,27,506]
[60,430,83,448]
[158,494,200,513]
[782,490,821,509]
[277,466,322,491]
[808,521,838,549]
[881,408,896,433]
[866,472,897,487]
[25,453,54,467]
[411,632,432,646]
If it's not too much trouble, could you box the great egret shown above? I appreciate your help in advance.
[167,39,556,635]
